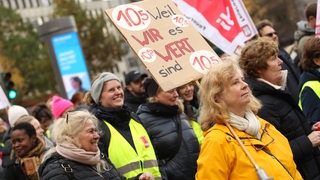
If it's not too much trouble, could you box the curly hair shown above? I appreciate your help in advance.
[302,37,320,71]
[239,37,279,79]
[199,57,261,131]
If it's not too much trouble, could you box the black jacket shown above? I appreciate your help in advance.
[1,142,25,180]
[299,70,320,125]
[39,152,125,180]
[137,102,200,180]
[2,129,23,180]
[124,88,147,113]
[278,48,300,102]
[246,78,320,180]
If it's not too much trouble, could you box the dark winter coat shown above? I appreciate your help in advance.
[124,88,147,113]
[246,78,320,180]
[136,102,200,180]
[278,48,300,102]
[38,152,125,180]
[2,141,25,180]
[299,70,320,125]
[2,129,24,180]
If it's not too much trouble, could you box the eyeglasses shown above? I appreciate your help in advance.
[248,125,274,151]
[264,32,278,37]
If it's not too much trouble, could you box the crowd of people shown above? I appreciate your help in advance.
[0,2,319,180]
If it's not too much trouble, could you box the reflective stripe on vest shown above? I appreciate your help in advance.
[104,119,162,179]
[189,120,204,145]
[298,81,320,110]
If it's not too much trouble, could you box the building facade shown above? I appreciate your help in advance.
[0,0,146,85]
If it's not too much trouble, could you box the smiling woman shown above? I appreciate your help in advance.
[84,72,161,180]
[38,110,129,180]
[11,122,46,180]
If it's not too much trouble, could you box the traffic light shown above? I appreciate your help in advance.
[1,72,17,100]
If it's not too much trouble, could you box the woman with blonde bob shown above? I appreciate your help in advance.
[38,110,133,180]
[196,58,302,180]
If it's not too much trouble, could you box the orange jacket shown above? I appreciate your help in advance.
[196,117,302,180]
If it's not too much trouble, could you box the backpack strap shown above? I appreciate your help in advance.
[58,159,75,180]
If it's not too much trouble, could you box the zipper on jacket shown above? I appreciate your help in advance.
[262,148,293,179]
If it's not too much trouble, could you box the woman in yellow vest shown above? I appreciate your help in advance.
[84,72,161,180]
[177,82,204,144]
[299,36,320,126]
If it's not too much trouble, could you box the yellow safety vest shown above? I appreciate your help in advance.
[45,129,51,139]
[104,119,162,180]
[298,80,320,110]
[189,120,204,145]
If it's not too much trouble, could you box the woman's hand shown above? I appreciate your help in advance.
[138,172,154,180]
[311,122,320,131]
[308,131,320,147]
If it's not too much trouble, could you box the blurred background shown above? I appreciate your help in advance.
[0,0,316,106]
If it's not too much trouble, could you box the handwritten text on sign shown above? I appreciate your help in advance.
[107,0,220,91]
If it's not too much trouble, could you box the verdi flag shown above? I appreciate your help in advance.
[172,0,258,56]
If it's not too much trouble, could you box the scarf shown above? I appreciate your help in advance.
[90,104,131,126]
[18,137,46,180]
[229,110,261,139]
[56,142,100,166]
[257,70,288,90]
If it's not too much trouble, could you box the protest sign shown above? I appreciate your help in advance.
[105,0,220,91]
[0,86,10,109]
[172,0,257,56]
[316,0,320,37]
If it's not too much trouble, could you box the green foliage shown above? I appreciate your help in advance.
[0,6,56,103]
[52,0,128,75]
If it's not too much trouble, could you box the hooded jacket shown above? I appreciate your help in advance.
[196,117,302,180]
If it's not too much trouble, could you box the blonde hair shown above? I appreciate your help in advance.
[84,73,101,106]
[199,57,261,131]
[44,110,107,172]
[14,115,36,126]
